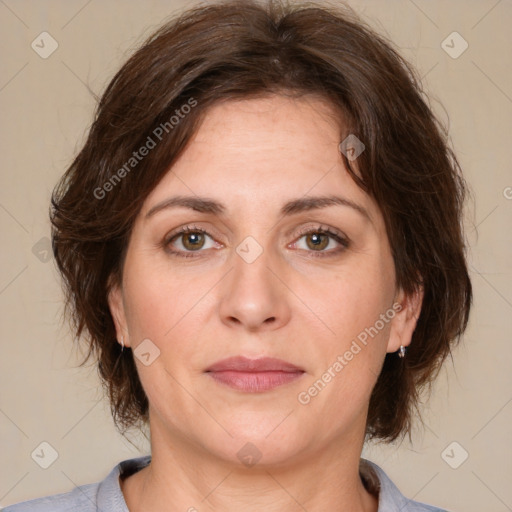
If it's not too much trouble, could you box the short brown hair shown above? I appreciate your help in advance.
[51,0,472,442]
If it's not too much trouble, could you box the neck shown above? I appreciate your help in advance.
[121,414,378,512]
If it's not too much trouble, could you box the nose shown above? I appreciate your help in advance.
[218,244,292,332]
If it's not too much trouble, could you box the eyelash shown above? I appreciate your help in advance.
[163,224,350,259]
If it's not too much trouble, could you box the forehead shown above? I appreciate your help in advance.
[190,94,342,161]
[140,95,380,224]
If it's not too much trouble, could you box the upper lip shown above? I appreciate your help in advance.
[205,356,304,373]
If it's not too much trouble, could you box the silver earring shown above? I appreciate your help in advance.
[120,335,125,351]
[398,345,406,358]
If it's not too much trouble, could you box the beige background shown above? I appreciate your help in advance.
[1,0,511,510]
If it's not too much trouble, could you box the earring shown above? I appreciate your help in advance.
[120,335,125,352]
[398,345,406,358]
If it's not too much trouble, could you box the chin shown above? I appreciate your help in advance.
[209,418,309,467]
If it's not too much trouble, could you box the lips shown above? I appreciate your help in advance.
[206,356,304,373]
[205,356,305,392]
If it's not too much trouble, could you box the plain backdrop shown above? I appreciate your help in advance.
[1,0,511,511]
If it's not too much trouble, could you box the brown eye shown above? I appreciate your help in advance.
[165,227,217,257]
[181,231,206,251]
[292,226,349,258]
[305,232,329,251]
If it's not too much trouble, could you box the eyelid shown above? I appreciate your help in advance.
[292,223,347,242]
[165,223,223,244]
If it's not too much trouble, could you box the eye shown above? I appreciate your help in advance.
[291,226,349,257]
[163,224,349,259]
[164,225,219,257]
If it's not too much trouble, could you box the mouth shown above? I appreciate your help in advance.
[204,356,305,392]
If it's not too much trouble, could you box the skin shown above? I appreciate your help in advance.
[108,94,423,512]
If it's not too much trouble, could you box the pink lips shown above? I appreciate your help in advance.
[205,356,305,392]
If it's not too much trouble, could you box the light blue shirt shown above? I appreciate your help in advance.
[2,456,450,511]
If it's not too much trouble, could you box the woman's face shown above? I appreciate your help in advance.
[109,94,420,466]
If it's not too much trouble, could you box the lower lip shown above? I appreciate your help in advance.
[206,370,304,392]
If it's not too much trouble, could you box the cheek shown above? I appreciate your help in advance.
[122,259,216,374]
[298,254,395,402]
[315,257,395,344]
[123,281,168,341]
[122,252,197,338]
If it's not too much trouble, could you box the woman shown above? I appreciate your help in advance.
[4,0,472,510]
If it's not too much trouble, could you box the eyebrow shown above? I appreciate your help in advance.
[145,194,371,222]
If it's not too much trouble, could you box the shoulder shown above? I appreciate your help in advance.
[360,458,452,512]
[1,483,99,512]
[1,455,151,512]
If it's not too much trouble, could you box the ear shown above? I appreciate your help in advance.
[107,277,131,348]
[386,285,424,354]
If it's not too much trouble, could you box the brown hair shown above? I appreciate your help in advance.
[51,0,472,442]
